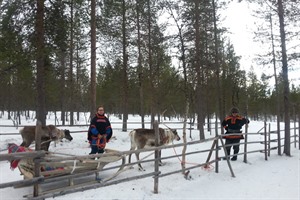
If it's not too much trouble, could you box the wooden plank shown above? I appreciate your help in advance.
[243,123,248,163]
[219,137,235,178]
[43,152,124,162]
[264,122,268,161]
[0,177,44,189]
[0,151,45,161]
[33,121,42,197]
[205,139,217,164]
[154,120,159,194]
[25,171,160,200]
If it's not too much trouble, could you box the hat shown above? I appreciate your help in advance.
[230,107,239,114]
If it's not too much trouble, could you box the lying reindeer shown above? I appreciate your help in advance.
[128,128,180,170]
[19,125,73,151]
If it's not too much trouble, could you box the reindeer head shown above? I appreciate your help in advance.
[63,129,73,141]
[171,129,181,141]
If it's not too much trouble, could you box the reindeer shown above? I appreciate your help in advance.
[19,125,73,151]
[128,128,180,170]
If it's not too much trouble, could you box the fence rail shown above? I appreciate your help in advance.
[0,120,299,199]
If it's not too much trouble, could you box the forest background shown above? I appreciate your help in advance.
[0,0,299,148]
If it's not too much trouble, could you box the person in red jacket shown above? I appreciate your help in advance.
[222,107,249,161]
[88,106,112,155]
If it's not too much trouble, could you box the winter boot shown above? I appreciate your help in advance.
[231,150,239,161]
[231,156,237,161]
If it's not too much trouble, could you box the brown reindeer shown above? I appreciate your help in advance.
[128,128,180,170]
[20,125,73,151]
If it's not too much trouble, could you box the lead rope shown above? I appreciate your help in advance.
[161,116,213,170]
[171,140,214,171]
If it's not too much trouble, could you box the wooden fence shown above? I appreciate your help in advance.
[0,120,299,200]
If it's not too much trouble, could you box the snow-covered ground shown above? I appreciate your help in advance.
[0,112,299,200]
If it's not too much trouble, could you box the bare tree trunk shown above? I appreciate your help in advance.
[212,0,223,134]
[90,0,97,118]
[76,43,80,122]
[277,0,290,156]
[194,0,205,140]
[270,13,281,155]
[36,0,46,126]
[136,0,145,128]
[147,0,155,128]
[122,0,128,132]
[60,51,66,125]
[181,101,189,174]
[164,1,189,174]
[69,0,74,125]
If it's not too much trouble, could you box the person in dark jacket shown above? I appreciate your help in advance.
[222,107,249,161]
[88,106,113,155]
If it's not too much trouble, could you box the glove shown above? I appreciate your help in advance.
[105,128,112,141]
[224,126,228,131]
[91,127,99,136]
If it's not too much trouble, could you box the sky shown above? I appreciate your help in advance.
[0,112,299,200]
[221,1,257,70]
[221,1,300,86]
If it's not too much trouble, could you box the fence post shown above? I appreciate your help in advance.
[298,112,300,150]
[215,119,219,173]
[298,110,300,150]
[218,137,235,178]
[243,123,248,163]
[268,123,271,156]
[153,120,159,194]
[264,121,268,161]
[294,107,296,148]
[34,121,42,198]
[276,116,281,155]
[189,120,192,139]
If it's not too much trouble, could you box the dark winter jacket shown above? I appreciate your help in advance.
[222,115,249,139]
[88,113,112,147]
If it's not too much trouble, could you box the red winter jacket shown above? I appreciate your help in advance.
[221,115,249,139]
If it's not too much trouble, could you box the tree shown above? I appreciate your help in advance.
[212,0,224,134]
[121,0,129,131]
[243,0,295,155]
[162,0,190,174]
[278,0,290,156]
[36,0,46,126]
[136,0,145,128]
[90,0,96,118]
[69,0,75,125]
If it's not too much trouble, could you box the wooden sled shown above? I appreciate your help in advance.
[18,148,126,183]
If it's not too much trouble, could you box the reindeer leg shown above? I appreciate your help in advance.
[128,153,132,164]
[136,152,144,171]
[128,145,136,169]
[21,139,32,148]
[20,141,27,147]
[41,141,51,151]
[128,153,135,169]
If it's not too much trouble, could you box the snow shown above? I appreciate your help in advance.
[0,112,299,200]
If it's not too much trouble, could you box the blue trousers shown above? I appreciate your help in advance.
[90,145,104,154]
